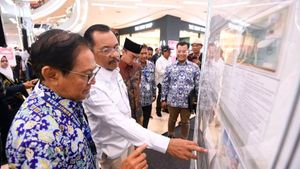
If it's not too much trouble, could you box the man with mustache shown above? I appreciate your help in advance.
[83,24,207,169]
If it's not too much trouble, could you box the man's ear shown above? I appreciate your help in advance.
[41,66,60,82]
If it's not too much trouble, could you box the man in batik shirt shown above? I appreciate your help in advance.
[6,29,98,168]
[5,30,147,169]
[161,42,200,139]
[139,44,156,128]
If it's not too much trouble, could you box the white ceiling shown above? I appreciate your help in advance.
[84,0,208,30]
[68,0,293,33]
[1,0,293,47]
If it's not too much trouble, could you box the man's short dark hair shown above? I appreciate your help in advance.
[176,41,190,49]
[31,29,89,81]
[84,24,111,47]
[147,47,153,51]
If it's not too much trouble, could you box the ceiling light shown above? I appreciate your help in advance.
[183,1,207,5]
[214,1,249,8]
[97,0,141,1]
[92,3,137,9]
[136,3,181,9]
[245,1,291,8]
[21,0,40,2]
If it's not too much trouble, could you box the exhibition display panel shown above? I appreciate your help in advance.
[193,0,300,169]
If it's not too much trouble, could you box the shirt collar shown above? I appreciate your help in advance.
[96,66,120,82]
[35,82,81,112]
[175,60,188,65]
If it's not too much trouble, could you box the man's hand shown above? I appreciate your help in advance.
[161,101,167,110]
[121,144,148,169]
[23,81,35,89]
[166,139,208,160]
[30,79,38,85]
[151,96,156,102]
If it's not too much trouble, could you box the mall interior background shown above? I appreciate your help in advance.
[1,1,300,169]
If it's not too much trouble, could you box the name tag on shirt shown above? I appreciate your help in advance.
[145,84,150,91]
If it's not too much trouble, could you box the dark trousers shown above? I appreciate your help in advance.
[1,112,15,165]
[1,116,14,165]
[168,106,191,139]
[0,133,2,165]
[142,105,152,128]
[156,83,162,116]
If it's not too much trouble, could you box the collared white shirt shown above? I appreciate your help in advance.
[83,68,170,159]
[155,56,172,85]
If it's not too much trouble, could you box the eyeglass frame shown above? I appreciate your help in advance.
[96,46,121,56]
[64,66,101,84]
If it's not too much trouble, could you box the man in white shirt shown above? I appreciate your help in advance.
[83,24,207,169]
[155,46,172,117]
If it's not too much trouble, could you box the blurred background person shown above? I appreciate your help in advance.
[139,44,156,128]
[119,38,143,124]
[5,29,147,169]
[5,29,99,168]
[188,38,203,69]
[147,46,153,61]
[0,55,35,166]
[151,48,160,64]
[155,45,172,117]
[83,24,207,169]
[161,42,200,139]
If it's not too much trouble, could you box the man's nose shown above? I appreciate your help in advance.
[111,50,120,60]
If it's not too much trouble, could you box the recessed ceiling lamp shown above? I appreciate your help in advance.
[92,3,137,9]
[183,1,207,5]
[135,3,181,9]
[214,1,249,8]
[245,1,292,8]
[20,0,40,2]
[96,0,141,1]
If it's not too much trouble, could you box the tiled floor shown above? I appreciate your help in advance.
[147,111,170,134]
[147,103,195,135]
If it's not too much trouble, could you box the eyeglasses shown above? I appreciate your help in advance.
[96,46,121,56]
[1,60,8,63]
[67,66,101,84]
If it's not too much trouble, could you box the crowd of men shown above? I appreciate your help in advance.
[0,24,205,169]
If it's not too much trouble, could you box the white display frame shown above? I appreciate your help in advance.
[193,0,300,169]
